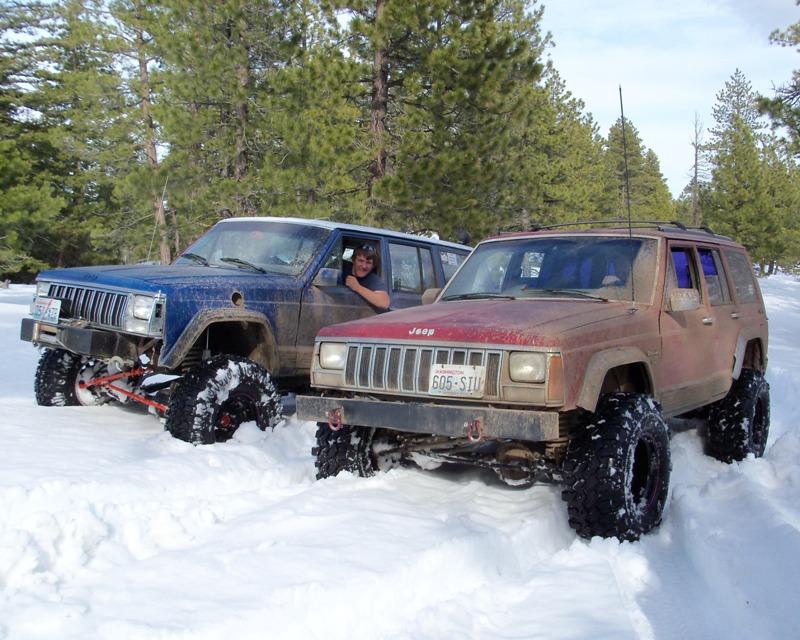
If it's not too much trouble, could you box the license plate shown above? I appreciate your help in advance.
[428,364,485,398]
[32,297,61,324]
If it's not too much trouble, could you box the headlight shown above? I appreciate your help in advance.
[319,342,347,370]
[131,295,156,321]
[35,281,51,297]
[123,294,160,334]
[509,352,547,383]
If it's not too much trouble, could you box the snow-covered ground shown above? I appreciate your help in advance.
[1,276,799,640]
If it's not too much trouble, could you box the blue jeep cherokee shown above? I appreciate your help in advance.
[20,217,470,443]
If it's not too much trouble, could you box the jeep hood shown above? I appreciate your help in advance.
[37,264,295,293]
[317,298,640,347]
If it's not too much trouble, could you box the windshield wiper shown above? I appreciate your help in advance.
[542,288,608,302]
[220,257,267,274]
[180,252,209,266]
[441,292,517,301]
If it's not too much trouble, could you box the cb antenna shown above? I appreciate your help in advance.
[618,86,633,230]
[618,86,636,308]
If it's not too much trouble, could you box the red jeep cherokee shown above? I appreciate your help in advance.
[296,222,769,540]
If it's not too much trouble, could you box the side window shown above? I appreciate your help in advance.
[669,247,697,290]
[725,249,759,303]
[389,243,424,294]
[323,236,383,277]
[439,250,467,282]
[698,248,731,305]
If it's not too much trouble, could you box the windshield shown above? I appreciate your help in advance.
[441,235,657,303]
[174,220,330,276]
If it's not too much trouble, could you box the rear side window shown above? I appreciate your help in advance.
[389,243,434,294]
[698,248,731,305]
[439,250,467,282]
[725,249,760,303]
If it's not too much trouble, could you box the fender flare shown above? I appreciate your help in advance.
[159,308,278,371]
[576,347,654,413]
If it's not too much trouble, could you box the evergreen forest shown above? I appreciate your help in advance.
[1,0,798,281]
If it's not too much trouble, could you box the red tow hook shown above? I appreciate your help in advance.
[466,418,484,443]
[327,408,343,431]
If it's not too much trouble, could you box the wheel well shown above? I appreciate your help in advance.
[186,321,276,372]
[599,362,651,396]
[742,339,766,372]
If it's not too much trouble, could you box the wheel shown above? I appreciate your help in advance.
[312,423,376,479]
[561,393,671,541]
[706,369,770,463]
[34,348,104,407]
[165,355,283,444]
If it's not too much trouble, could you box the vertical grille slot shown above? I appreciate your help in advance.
[485,352,501,396]
[401,348,417,391]
[345,346,359,386]
[358,346,373,387]
[387,347,402,391]
[372,347,387,389]
[417,349,433,392]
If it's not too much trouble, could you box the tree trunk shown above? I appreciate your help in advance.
[136,13,170,264]
[368,0,388,215]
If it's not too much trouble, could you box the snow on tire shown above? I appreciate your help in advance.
[561,393,671,541]
[34,348,103,407]
[706,368,770,463]
[165,355,283,445]
[312,423,376,479]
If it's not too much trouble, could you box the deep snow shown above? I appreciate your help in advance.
[1,276,799,640]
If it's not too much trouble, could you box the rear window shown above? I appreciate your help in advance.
[725,249,759,303]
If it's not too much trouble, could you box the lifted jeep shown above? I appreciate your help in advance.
[296,221,769,541]
[20,217,470,444]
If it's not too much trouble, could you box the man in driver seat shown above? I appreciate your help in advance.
[345,244,391,312]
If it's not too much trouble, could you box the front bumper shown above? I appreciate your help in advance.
[20,318,140,362]
[295,394,559,442]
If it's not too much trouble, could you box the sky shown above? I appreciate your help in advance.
[2,276,800,638]
[539,0,800,197]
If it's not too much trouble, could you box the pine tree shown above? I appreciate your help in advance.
[339,0,545,241]
[702,70,778,267]
[497,66,607,229]
[602,117,675,220]
[759,9,800,158]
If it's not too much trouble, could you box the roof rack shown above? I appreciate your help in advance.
[523,219,719,236]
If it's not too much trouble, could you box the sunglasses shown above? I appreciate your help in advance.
[357,244,377,253]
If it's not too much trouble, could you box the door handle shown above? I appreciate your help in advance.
[702,317,714,325]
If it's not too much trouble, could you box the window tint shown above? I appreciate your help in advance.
[670,248,696,289]
[698,248,731,305]
[725,249,759,303]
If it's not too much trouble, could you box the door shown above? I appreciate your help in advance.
[296,234,389,372]
[658,244,730,415]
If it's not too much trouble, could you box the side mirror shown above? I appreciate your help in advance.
[313,267,342,287]
[667,288,700,312]
[422,288,441,305]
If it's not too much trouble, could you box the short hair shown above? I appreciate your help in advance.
[353,244,380,272]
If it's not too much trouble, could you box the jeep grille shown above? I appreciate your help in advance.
[47,283,129,329]
[344,343,503,398]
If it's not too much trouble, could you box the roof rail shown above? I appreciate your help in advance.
[523,219,719,236]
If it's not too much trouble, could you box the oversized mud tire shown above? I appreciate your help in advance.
[312,423,376,479]
[562,393,671,541]
[34,348,103,407]
[165,355,283,444]
[706,369,770,463]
